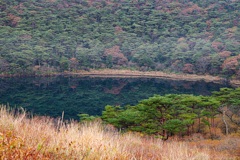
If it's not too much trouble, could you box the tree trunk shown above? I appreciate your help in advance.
[198,117,201,133]
[222,111,229,135]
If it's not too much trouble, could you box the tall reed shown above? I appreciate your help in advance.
[0,105,233,159]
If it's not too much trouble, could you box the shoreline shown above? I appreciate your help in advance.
[65,69,224,81]
[1,69,240,87]
[65,69,240,87]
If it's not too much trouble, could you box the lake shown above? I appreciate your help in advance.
[0,76,231,120]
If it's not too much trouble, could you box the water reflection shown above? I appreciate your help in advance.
[0,76,231,119]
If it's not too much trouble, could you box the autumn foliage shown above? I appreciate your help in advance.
[1,0,239,79]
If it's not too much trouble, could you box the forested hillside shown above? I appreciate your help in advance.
[1,0,239,78]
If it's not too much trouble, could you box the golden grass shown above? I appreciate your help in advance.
[72,68,240,86]
[0,105,238,160]
[66,69,226,84]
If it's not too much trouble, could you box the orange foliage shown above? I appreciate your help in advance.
[181,4,202,15]
[8,14,21,27]
[87,0,94,6]
[104,46,128,65]
[225,26,238,38]
[69,57,77,62]
[206,20,211,30]
[183,63,194,74]
[218,51,231,59]
[211,41,225,52]
[204,32,214,40]
[13,3,24,14]
[114,26,123,34]
[19,34,32,40]
[56,1,70,9]
[177,37,186,43]
[103,0,114,5]
[221,55,240,71]
[69,57,78,71]
[205,4,217,11]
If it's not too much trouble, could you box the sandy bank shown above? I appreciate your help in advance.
[65,69,227,83]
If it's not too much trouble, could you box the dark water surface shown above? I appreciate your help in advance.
[0,76,231,119]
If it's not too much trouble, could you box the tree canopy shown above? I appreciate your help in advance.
[0,0,239,78]
[102,88,240,138]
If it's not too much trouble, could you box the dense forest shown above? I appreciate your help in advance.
[0,0,240,79]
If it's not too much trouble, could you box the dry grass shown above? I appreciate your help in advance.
[66,69,226,84]
[0,105,238,160]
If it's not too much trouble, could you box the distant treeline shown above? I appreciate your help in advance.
[0,0,239,78]
[80,87,240,138]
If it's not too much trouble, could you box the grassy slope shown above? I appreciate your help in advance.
[0,105,239,160]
